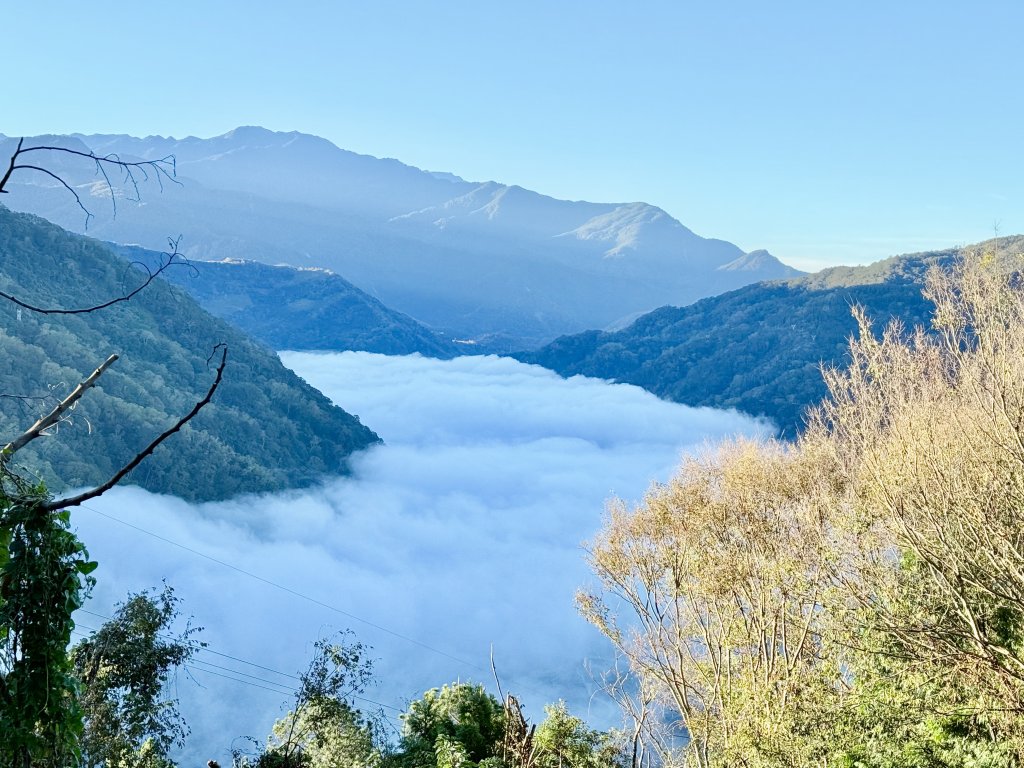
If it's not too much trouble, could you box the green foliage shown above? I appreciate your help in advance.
[0,205,379,501]
[533,702,622,768]
[826,646,1019,768]
[393,688,622,768]
[433,735,472,768]
[262,701,382,768]
[70,585,202,768]
[399,683,505,768]
[0,480,94,768]
[238,632,384,768]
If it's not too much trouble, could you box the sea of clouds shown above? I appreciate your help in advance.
[71,352,769,763]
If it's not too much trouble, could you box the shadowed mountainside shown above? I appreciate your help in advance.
[519,236,1024,436]
[0,205,379,501]
[114,246,461,357]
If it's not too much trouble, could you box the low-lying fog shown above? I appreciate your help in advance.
[72,352,770,763]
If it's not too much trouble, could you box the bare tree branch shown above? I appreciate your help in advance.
[0,136,25,191]
[0,138,187,315]
[0,354,119,462]
[43,344,228,512]
[0,236,192,315]
[0,137,179,227]
[5,162,94,225]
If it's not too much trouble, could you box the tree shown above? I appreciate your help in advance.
[532,702,623,768]
[813,253,1024,758]
[71,585,202,768]
[393,684,623,768]
[578,438,842,768]
[398,683,505,768]
[579,252,1024,766]
[235,632,384,768]
[0,139,226,766]
[0,481,95,768]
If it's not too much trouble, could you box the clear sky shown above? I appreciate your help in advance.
[4,1,1023,270]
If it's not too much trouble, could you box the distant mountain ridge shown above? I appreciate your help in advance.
[112,246,461,358]
[519,236,1024,436]
[0,128,801,348]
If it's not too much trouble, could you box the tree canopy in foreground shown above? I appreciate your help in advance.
[581,253,1024,767]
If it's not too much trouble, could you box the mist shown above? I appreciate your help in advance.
[71,352,770,763]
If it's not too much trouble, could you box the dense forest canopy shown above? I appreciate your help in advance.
[0,205,379,501]
[522,236,1024,436]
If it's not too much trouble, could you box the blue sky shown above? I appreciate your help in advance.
[5,1,1023,270]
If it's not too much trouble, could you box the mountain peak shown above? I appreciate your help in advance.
[718,249,804,277]
[222,125,274,140]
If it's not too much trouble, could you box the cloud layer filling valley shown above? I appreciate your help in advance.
[72,352,769,762]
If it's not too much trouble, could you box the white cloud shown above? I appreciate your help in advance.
[72,352,769,764]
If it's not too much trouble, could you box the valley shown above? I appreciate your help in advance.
[71,351,768,763]
[2,118,1022,767]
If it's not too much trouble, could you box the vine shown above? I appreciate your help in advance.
[0,473,96,768]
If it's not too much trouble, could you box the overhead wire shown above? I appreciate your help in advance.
[79,503,490,677]
[74,607,405,714]
[74,501,568,715]
[71,619,293,696]
[77,608,299,684]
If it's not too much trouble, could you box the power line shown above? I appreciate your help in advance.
[185,664,297,697]
[69,624,406,736]
[79,504,490,676]
[75,607,405,713]
[78,608,299,683]
[74,617,291,695]
[74,502,572,715]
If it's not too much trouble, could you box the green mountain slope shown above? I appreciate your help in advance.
[0,206,380,501]
[519,237,1024,436]
[114,248,460,357]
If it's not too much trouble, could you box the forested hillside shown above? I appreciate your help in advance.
[0,206,379,500]
[521,236,1024,435]
[114,246,460,357]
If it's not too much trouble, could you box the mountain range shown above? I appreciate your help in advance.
[519,236,1024,436]
[8,126,1010,482]
[0,128,800,349]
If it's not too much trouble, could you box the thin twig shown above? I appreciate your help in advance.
[0,237,189,315]
[0,138,179,228]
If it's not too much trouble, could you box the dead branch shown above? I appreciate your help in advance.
[501,693,537,768]
[0,137,187,316]
[0,354,118,462]
[43,344,228,511]
[0,136,179,228]
[0,236,191,315]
